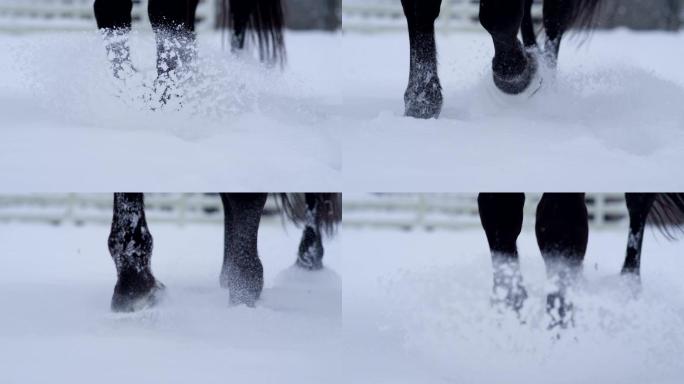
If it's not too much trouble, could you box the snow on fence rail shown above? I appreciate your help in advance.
[343,193,629,230]
[0,194,283,226]
[0,0,216,32]
[343,0,543,32]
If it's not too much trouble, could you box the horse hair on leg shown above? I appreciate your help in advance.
[479,0,537,94]
[478,193,528,313]
[536,193,588,329]
[401,0,443,119]
[219,193,267,307]
[108,193,164,312]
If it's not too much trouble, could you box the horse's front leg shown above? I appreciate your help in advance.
[108,193,164,312]
[536,193,588,329]
[621,193,657,278]
[480,0,537,94]
[478,193,528,313]
[148,0,200,102]
[93,0,135,79]
[219,193,267,307]
[296,194,326,271]
[401,0,443,119]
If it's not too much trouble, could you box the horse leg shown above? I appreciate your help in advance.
[296,193,325,271]
[478,193,528,313]
[148,0,199,81]
[227,0,258,53]
[621,193,657,278]
[219,193,267,307]
[401,0,443,119]
[542,0,575,64]
[479,0,537,94]
[536,193,588,329]
[108,193,164,312]
[93,0,134,79]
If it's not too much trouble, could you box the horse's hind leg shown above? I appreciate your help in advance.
[621,193,657,278]
[148,0,200,79]
[542,0,575,64]
[296,194,325,271]
[401,0,443,119]
[108,193,164,312]
[479,0,537,94]
[219,193,267,306]
[478,193,528,313]
[93,0,134,79]
[536,193,588,328]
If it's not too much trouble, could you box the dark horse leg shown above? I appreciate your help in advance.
[296,193,326,271]
[479,0,537,94]
[536,193,588,329]
[148,0,200,96]
[621,193,657,278]
[93,0,135,79]
[542,0,575,64]
[478,193,528,313]
[219,193,268,306]
[401,0,443,119]
[108,193,164,312]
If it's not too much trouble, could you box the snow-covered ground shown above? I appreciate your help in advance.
[343,225,684,384]
[0,222,341,384]
[342,30,684,191]
[0,31,341,191]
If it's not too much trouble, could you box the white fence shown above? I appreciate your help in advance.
[343,0,543,32]
[0,194,283,226]
[0,0,216,32]
[343,193,629,230]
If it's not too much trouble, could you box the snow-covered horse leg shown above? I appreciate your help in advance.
[108,193,164,312]
[480,0,538,95]
[296,194,326,270]
[478,193,528,313]
[148,0,199,78]
[535,193,588,329]
[93,0,135,79]
[621,193,657,278]
[542,0,603,64]
[219,193,268,307]
[401,0,443,119]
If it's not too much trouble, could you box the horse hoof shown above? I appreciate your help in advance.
[492,49,538,95]
[491,282,528,314]
[404,79,443,119]
[229,289,260,308]
[111,280,166,313]
[546,291,574,330]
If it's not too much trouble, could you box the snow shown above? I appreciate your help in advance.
[342,30,684,191]
[343,225,684,384]
[0,31,341,191]
[0,222,341,384]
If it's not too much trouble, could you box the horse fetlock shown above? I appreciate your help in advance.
[492,45,538,95]
[227,261,264,307]
[297,226,324,270]
[491,262,528,313]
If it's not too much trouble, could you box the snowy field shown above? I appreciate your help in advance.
[0,31,341,191]
[0,222,341,384]
[342,30,684,191]
[343,226,684,384]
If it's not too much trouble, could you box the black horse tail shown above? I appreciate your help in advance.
[220,0,286,65]
[648,193,684,240]
[276,193,342,236]
[521,0,537,48]
[566,0,603,31]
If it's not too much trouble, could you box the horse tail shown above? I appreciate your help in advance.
[648,193,684,240]
[520,0,537,48]
[220,0,286,65]
[566,0,603,31]
[275,193,342,236]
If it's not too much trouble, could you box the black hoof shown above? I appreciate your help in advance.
[111,279,165,313]
[492,49,538,95]
[296,227,324,270]
[404,78,443,119]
